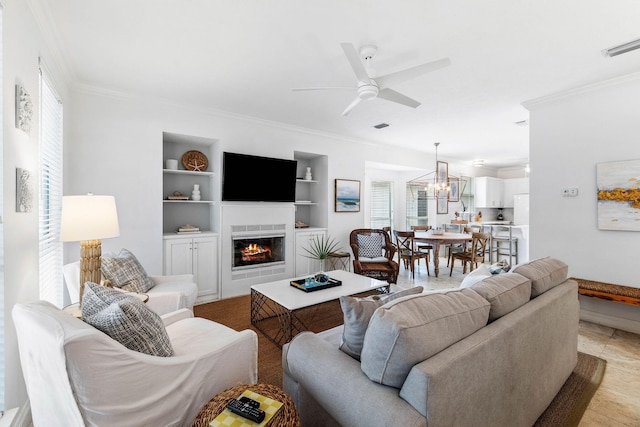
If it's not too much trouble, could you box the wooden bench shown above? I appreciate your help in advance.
[573,278,640,307]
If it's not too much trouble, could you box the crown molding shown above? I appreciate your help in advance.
[522,71,640,110]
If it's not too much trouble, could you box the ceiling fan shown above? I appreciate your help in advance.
[293,42,451,116]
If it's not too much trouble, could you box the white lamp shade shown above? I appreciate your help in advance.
[61,195,120,242]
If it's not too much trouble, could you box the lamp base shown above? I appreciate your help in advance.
[79,239,102,304]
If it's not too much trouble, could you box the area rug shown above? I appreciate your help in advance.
[195,295,606,425]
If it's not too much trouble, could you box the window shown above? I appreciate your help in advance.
[38,63,64,308]
[370,181,392,230]
[406,183,429,229]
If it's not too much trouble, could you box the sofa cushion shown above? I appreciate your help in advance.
[513,257,568,298]
[459,264,491,288]
[101,248,155,293]
[356,234,383,258]
[339,286,424,359]
[360,288,490,388]
[470,273,532,321]
[82,282,174,356]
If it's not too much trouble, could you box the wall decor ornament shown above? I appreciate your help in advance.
[335,179,360,212]
[597,159,640,231]
[16,168,34,213]
[15,84,33,135]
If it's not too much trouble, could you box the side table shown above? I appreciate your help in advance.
[327,251,350,271]
[192,383,300,427]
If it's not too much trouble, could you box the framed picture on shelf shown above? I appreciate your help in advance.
[449,178,460,202]
[335,179,360,212]
[437,190,448,214]
[437,161,448,184]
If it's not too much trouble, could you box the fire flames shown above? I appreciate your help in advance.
[241,243,272,262]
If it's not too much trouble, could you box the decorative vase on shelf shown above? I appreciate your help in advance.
[304,167,312,180]
[191,184,201,201]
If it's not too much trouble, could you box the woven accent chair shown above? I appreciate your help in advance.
[449,232,490,276]
[394,230,430,279]
[350,229,399,284]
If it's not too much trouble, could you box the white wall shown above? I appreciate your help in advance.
[525,72,640,332]
[3,0,69,410]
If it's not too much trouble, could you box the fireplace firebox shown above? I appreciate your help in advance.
[232,234,285,270]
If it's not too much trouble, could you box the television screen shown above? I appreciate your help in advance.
[222,152,298,202]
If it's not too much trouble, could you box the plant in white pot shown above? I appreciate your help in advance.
[302,235,342,273]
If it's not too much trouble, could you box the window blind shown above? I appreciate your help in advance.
[0,3,5,414]
[370,181,392,230]
[38,64,64,308]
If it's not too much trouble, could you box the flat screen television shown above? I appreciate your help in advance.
[222,152,298,202]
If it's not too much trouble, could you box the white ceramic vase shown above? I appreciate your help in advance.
[191,184,201,201]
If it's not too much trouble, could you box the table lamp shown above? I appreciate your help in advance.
[61,194,120,304]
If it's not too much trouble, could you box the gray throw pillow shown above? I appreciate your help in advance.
[512,257,568,298]
[101,248,155,293]
[470,273,531,321]
[81,280,139,318]
[356,234,384,258]
[339,286,423,359]
[82,282,174,357]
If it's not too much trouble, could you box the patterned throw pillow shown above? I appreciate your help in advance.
[356,234,384,258]
[81,280,139,318]
[82,282,174,357]
[101,249,155,293]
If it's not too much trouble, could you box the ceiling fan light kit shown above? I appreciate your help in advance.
[293,42,451,116]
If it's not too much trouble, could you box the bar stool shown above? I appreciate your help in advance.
[490,225,518,266]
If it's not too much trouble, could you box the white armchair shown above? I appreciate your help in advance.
[63,261,199,315]
[13,300,258,427]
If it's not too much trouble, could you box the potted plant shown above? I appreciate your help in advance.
[302,235,342,272]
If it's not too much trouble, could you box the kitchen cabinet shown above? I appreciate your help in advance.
[295,228,327,276]
[474,177,504,208]
[164,233,219,304]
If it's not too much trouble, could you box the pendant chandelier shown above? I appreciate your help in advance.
[408,142,462,200]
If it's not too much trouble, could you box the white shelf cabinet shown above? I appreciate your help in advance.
[294,228,327,276]
[474,177,504,208]
[294,152,328,228]
[163,233,219,304]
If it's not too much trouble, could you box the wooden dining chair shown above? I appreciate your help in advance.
[394,230,430,279]
[410,225,433,255]
[446,226,475,267]
[449,232,490,276]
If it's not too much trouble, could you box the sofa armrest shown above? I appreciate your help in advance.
[150,274,195,285]
[161,308,193,327]
[283,332,425,427]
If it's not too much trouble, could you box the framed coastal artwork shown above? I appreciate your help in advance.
[335,179,360,212]
[596,159,640,231]
[437,161,448,184]
[437,190,448,214]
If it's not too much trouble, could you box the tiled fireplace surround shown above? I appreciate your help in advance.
[220,204,296,298]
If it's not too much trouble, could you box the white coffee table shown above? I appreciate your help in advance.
[250,270,388,347]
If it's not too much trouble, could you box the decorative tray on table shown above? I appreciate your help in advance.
[290,277,342,292]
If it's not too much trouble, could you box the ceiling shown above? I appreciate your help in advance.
[30,0,640,168]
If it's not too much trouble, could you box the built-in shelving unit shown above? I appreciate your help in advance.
[294,152,328,228]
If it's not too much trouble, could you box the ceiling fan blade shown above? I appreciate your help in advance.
[378,88,421,108]
[341,96,362,116]
[340,42,371,84]
[376,57,451,88]
[291,87,353,92]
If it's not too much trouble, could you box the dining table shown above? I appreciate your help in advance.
[414,231,473,277]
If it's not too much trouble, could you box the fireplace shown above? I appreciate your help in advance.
[232,234,285,270]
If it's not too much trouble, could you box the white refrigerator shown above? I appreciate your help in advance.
[513,194,529,225]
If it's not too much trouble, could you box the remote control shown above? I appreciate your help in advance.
[240,396,261,409]
[226,398,266,423]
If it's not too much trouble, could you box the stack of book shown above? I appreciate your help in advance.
[177,225,200,234]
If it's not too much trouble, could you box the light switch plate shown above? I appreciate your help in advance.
[562,187,578,197]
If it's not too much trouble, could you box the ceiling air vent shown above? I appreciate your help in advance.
[373,123,390,129]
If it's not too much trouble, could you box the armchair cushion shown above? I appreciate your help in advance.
[356,234,384,258]
[101,248,155,293]
[82,282,174,356]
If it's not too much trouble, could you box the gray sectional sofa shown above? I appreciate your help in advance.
[282,257,579,427]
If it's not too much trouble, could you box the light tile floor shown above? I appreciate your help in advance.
[398,258,640,426]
